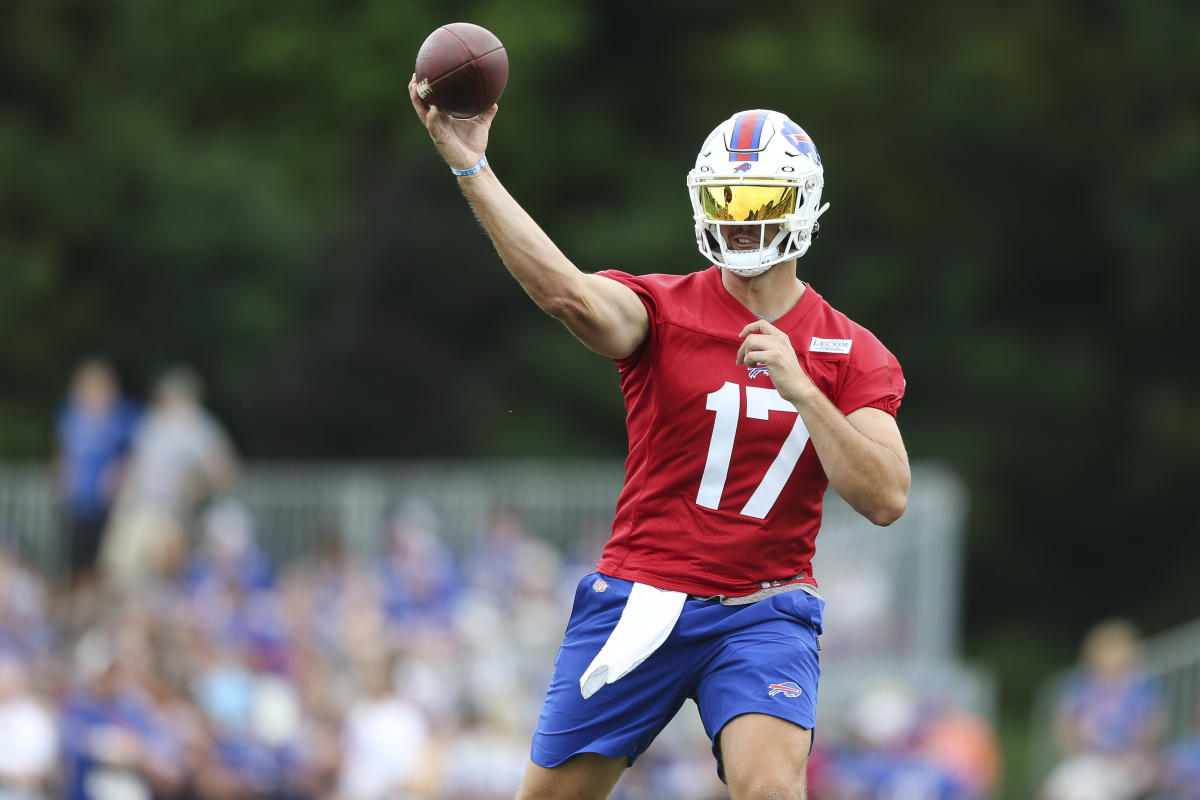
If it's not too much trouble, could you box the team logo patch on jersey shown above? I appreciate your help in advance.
[591,577,609,593]
[809,337,852,354]
[747,362,770,379]
[768,681,803,698]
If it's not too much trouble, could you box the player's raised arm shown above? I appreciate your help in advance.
[408,78,649,361]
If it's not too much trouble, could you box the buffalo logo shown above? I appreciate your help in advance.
[748,363,770,379]
[768,682,803,698]
[732,162,752,172]
[781,122,822,166]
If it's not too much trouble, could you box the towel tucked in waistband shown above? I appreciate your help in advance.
[579,582,686,700]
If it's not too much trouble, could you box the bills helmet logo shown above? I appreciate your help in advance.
[781,121,821,166]
[732,162,752,172]
[768,682,803,698]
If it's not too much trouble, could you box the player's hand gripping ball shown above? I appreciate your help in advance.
[414,22,508,119]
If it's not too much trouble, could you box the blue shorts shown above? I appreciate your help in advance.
[531,572,823,776]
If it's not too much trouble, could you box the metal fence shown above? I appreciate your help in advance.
[0,462,63,576]
[1,459,986,710]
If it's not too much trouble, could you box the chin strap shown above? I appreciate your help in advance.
[724,261,776,278]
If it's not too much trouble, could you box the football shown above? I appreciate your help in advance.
[414,22,508,119]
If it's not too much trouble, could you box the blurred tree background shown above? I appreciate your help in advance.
[2,0,1198,791]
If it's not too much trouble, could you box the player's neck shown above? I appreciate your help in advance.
[720,262,806,320]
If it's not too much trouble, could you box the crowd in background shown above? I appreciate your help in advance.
[0,358,1188,799]
[3,489,1007,800]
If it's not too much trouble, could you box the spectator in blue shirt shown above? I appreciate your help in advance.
[1040,619,1165,800]
[59,633,157,800]
[54,358,140,589]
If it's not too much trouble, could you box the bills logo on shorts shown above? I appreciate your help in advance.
[768,681,803,698]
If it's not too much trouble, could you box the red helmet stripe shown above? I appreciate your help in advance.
[731,110,768,161]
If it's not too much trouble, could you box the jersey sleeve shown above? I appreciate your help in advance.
[594,269,661,367]
[838,330,905,417]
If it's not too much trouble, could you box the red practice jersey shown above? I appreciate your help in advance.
[594,266,905,598]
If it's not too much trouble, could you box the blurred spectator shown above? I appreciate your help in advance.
[279,525,360,660]
[917,696,1001,798]
[810,681,996,800]
[463,506,536,590]
[0,547,53,667]
[0,655,57,800]
[53,358,141,590]
[189,639,309,799]
[184,499,290,675]
[377,501,459,643]
[1039,618,1165,800]
[121,649,196,800]
[1054,619,1165,755]
[185,498,275,597]
[59,631,165,800]
[438,701,528,800]
[830,683,958,799]
[102,365,238,591]
[338,657,437,800]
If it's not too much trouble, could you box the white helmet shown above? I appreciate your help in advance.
[687,109,830,277]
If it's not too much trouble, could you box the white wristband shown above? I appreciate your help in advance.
[450,156,488,176]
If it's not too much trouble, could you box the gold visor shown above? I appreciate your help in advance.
[698,180,798,222]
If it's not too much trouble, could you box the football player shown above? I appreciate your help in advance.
[411,86,910,800]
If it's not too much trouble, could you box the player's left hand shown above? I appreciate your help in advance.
[737,320,818,405]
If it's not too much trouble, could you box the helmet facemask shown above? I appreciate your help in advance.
[687,110,830,276]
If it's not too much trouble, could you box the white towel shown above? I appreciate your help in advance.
[579,582,687,699]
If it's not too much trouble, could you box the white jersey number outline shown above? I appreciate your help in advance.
[696,382,811,519]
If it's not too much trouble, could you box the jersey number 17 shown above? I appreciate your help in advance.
[696,382,811,519]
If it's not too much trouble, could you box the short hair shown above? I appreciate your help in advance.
[155,364,205,402]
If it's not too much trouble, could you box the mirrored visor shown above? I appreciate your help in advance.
[698,181,798,222]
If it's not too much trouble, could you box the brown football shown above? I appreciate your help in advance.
[414,23,508,119]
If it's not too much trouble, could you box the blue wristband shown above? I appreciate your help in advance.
[450,156,488,176]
